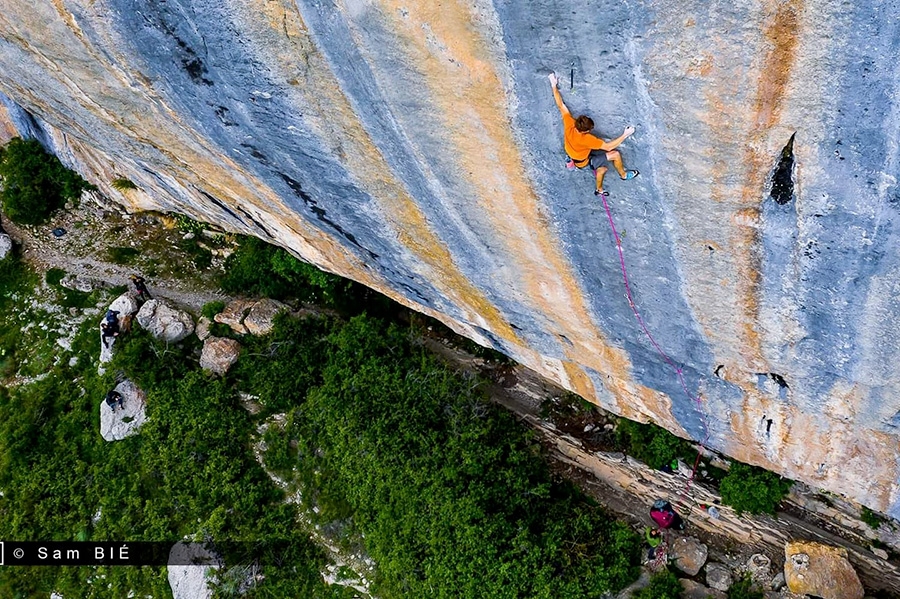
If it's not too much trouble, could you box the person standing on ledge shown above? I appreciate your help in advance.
[548,72,639,196]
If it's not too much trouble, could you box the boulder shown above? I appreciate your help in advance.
[195,316,212,341]
[770,572,786,590]
[167,542,219,599]
[681,579,726,599]
[0,233,11,260]
[99,295,138,369]
[99,380,147,441]
[671,536,708,576]
[108,293,140,317]
[243,298,289,336]
[59,274,108,292]
[784,540,864,599]
[706,562,733,592]
[214,299,255,335]
[746,553,773,586]
[200,336,241,375]
[137,299,195,342]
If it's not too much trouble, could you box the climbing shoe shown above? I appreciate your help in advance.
[594,189,609,197]
[621,169,640,180]
[565,158,576,171]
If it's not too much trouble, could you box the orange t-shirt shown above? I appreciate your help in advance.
[563,113,606,165]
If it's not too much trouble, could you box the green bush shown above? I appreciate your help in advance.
[111,177,137,191]
[861,506,887,530]
[201,300,226,320]
[633,569,682,599]
[220,235,351,306]
[719,462,790,515]
[727,574,764,599]
[0,137,94,224]
[106,246,140,264]
[615,419,694,470]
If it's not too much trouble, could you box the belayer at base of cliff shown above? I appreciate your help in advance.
[548,72,639,196]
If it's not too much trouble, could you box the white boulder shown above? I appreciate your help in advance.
[99,380,147,441]
[136,299,194,342]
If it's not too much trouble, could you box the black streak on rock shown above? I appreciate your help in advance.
[770,133,796,205]
[194,188,245,225]
[278,173,379,259]
[769,373,788,389]
[234,205,275,239]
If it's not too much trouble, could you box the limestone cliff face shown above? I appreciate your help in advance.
[1,0,899,514]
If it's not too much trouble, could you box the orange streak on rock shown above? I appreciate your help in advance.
[734,0,803,369]
[276,7,520,346]
[374,0,651,408]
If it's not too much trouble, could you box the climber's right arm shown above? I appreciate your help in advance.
[548,73,569,116]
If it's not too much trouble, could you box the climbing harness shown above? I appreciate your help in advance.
[598,192,713,515]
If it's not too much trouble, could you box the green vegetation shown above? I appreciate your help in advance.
[0,323,352,597]
[632,569,682,599]
[0,247,644,598]
[0,137,94,224]
[111,177,138,191]
[220,236,355,307]
[201,300,226,320]
[719,462,790,515]
[111,177,137,191]
[44,267,97,309]
[726,574,764,599]
[106,246,141,265]
[248,314,641,597]
[861,506,888,530]
[173,213,206,234]
[615,419,695,470]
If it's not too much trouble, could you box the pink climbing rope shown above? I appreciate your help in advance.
[598,192,711,503]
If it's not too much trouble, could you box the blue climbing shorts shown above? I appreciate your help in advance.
[570,150,610,171]
[587,150,609,170]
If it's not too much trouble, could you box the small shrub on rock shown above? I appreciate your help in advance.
[726,574,764,599]
[201,300,226,320]
[719,462,790,515]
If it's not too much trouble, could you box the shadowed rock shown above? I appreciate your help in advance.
[243,298,289,336]
[671,536,708,576]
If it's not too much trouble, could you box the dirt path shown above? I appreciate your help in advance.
[2,205,230,312]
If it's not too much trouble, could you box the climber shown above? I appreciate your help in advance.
[101,311,120,349]
[644,526,662,559]
[130,274,152,302]
[650,499,685,531]
[105,390,124,413]
[548,72,639,196]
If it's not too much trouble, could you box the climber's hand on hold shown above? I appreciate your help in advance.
[624,125,636,137]
[548,72,559,88]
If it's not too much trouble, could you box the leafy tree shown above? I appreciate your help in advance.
[0,137,94,224]
[220,235,347,303]
[719,462,790,515]
[632,569,682,599]
[615,418,694,470]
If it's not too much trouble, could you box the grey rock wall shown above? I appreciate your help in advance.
[1,0,899,515]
